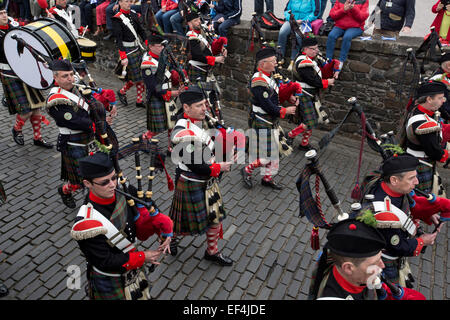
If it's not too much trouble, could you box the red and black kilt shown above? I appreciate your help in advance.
[61,132,94,185]
[124,47,143,83]
[146,96,168,133]
[0,70,45,115]
[169,172,225,236]
[248,113,278,160]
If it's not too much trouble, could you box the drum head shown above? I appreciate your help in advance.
[4,29,54,90]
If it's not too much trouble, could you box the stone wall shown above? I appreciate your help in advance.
[93,21,444,136]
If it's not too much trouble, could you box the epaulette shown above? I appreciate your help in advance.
[113,11,122,18]
[71,204,107,241]
[251,73,269,89]
[46,92,78,109]
[172,128,203,145]
[141,57,158,72]
[373,197,402,229]
[297,59,314,68]
[415,114,441,135]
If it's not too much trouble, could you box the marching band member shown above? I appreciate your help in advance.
[168,86,233,266]
[241,46,296,190]
[0,5,53,149]
[112,0,147,109]
[71,151,173,300]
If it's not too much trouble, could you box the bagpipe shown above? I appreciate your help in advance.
[247,12,266,52]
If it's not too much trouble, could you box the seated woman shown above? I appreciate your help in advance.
[277,0,319,64]
[325,0,369,78]
[431,0,450,45]
[212,0,242,37]
[94,0,110,36]
[155,0,179,33]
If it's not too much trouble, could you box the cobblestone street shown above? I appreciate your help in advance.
[0,66,449,301]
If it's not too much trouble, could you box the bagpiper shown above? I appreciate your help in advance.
[112,0,147,109]
[168,86,233,266]
[71,151,173,300]
[140,32,186,152]
[402,80,450,195]
[241,46,296,190]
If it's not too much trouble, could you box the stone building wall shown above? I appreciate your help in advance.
[93,21,443,136]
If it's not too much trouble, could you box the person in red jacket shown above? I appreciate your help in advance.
[431,0,450,45]
[325,0,369,78]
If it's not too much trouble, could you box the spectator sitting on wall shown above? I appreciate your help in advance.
[373,0,415,39]
[155,0,178,33]
[212,0,242,37]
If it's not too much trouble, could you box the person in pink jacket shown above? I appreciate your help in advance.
[325,0,369,78]
[431,0,450,44]
[155,0,179,33]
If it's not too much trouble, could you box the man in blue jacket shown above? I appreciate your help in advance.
[212,0,242,37]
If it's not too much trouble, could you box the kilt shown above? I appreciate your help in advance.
[415,162,433,193]
[88,268,150,300]
[188,65,209,83]
[61,132,94,185]
[125,47,143,83]
[89,268,126,300]
[169,171,225,236]
[0,71,45,115]
[296,94,318,130]
[248,113,278,161]
[146,96,168,133]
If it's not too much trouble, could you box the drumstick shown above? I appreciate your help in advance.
[81,26,88,38]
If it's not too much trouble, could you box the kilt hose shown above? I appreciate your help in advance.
[124,47,143,83]
[61,132,94,185]
[0,70,46,115]
[169,172,226,236]
[295,94,318,130]
[146,96,168,133]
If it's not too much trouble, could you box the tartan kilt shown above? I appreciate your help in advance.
[248,114,278,160]
[61,132,94,185]
[169,172,224,236]
[296,94,318,130]
[0,71,45,115]
[146,96,168,133]
[125,47,143,83]
[415,162,433,193]
[89,268,126,300]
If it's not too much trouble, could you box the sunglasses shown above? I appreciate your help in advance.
[92,174,118,187]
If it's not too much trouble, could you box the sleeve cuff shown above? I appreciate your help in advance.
[413,238,425,256]
[162,90,172,102]
[209,163,221,177]
[322,79,329,89]
[439,149,448,163]
[206,56,216,66]
[119,51,127,60]
[122,251,146,271]
[280,107,287,119]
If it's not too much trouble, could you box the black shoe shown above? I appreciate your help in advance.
[298,143,313,151]
[136,102,145,109]
[169,238,178,256]
[285,136,294,146]
[241,167,253,189]
[12,128,24,145]
[116,90,128,106]
[204,251,233,266]
[103,33,113,41]
[33,138,53,149]
[261,179,283,190]
[0,283,8,298]
[58,186,76,209]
